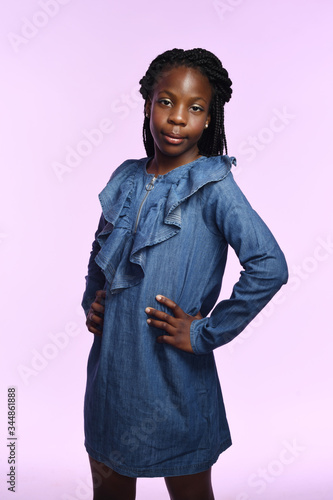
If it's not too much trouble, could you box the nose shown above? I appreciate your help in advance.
[167,105,187,126]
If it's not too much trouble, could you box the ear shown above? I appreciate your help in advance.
[145,98,152,118]
[205,114,211,127]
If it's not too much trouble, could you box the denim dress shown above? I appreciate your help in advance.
[82,155,288,478]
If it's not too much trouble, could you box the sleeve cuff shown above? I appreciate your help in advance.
[190,318,210,355]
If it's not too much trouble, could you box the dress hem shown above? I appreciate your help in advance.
[85,438,232,478]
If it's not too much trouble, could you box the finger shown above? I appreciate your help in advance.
[89,313,103,325]
[95,290,106,305]
[146,317,176,335]
[157,334,194,354]
[155,295,186,318]
[87,306,104,328]
[91,302,105,314]
[87,324,102,336]
[86,314,103,334]
[156,334,175,346]
[145,307,177,326]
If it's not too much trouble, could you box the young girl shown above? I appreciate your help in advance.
[82,48,288,500]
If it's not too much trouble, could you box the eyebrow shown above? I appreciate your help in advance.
[157,90,208,104]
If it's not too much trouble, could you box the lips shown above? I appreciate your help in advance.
[163,132,186,145]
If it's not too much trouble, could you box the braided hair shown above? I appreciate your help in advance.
[139,48,232,157]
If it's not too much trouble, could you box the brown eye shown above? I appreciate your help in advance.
[158,99,172,106]
[191,105,204,112]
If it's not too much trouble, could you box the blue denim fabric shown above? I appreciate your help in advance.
[82,155,288,477]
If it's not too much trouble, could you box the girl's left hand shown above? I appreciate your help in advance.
[145,295,203,353]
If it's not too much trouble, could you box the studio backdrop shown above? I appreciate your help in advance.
[0,1,332,499]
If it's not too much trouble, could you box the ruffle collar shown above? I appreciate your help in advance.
[95,155,236,292]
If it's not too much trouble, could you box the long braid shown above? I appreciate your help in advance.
[139,48,232,157]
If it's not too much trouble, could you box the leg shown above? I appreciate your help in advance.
[89,455,137,500]
[164,468,215,500]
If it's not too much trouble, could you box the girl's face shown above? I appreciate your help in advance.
[146,66,212,166]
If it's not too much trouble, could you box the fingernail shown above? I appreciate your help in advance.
[147,319,151,324]
[156,295,162,300]
[145,307,150,313]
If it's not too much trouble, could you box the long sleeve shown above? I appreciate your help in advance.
[190,176,288,355]
[81,213,107,317]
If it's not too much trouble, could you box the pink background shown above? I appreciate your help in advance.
[1,1,332,498]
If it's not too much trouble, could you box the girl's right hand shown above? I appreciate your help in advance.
[86,290,106,336]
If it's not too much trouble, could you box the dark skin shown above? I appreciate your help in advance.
[89,455,214,500]
[86,66,215,499]
[86,289,105,336]
[86,292,203,353]
[87,66,211,346]
[145,66,212,175]
[87,293,213,500]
